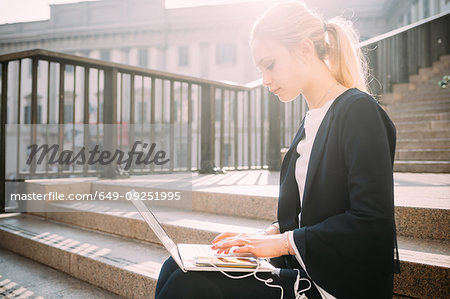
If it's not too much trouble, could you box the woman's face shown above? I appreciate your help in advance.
[251,38,307,102]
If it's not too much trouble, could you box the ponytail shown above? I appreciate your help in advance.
[324,17,369,93]
[251,1,369,94]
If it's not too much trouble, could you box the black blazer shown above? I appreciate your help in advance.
[277,88,398,298]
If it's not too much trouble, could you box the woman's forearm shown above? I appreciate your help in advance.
[262,223,280,235]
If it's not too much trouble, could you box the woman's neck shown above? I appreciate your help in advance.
[302,61,347,109]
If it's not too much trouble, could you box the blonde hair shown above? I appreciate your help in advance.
[250,0,369,93]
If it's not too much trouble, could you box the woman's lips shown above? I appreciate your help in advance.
[271,88,281,94]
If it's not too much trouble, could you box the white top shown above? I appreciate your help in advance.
[288,99,337,299]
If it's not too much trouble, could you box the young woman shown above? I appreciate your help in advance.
[155,1,399,298]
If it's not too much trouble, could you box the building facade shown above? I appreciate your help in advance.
[1,0,448,85]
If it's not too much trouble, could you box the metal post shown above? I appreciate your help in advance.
[169,80,174,172]
[129,74,135,173]
[58,63,65,174]
[83,67,90,175]
[0,62,8,213]
[268,92,281,170]
[102,67,117,178]
[199,84,219,173]
[247,91,251,169]
[30,58,38,174]
[187,83,192,171]
[398,32,409,83]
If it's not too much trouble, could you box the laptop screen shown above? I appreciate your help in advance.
[130,197,185,271]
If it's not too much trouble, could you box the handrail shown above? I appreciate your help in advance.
[0,49,254,92]
[360,10,450,48]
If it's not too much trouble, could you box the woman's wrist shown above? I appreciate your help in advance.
[282,232,294,255]
[260,223,280,235]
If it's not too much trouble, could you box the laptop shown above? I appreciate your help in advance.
[130,195,276,273]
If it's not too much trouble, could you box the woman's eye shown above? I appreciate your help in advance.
[266,63,274,70]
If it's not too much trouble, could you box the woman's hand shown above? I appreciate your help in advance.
[211,232,293,258]
[212,231,263,247]
[211,224,280,247]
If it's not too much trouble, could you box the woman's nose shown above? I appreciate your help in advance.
[262,72,272,87]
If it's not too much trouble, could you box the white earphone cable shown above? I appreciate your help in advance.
[207,259,312,299]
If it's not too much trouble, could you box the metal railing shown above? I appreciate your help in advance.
[0,50,305,179]
[360,11,449,95]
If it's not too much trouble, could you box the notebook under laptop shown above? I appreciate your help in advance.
[130,196,276,273]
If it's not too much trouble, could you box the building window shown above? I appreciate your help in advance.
[65,65,74,73]
[138,48,148,67]
[216,44,236,65]
[100,49,111,61]
[178,46,189,67]
[80,49,91,57]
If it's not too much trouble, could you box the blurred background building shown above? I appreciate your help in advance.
[1,0,449,85]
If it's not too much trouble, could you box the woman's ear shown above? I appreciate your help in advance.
[293,38,315,63]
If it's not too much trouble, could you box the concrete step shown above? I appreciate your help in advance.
[393,120,450,131]
[381,91,449,105]
[418,66,449,78]
[408,73,447,85]
[89,178,278,222]
[391,82,446,96]
[394,236,450,299]
[440,54,450,63]
[23,171,450,241]
[31,193,450,243]
[433,59,450,69]
[28,200,268,246]
[396,129,450,139]
[395,149,450,161]
[386,98,450,112]
[397,91,449,101]
[0,247,121,299]
[396,138,450,150]
[393,73,449,89]
[394,160,450,173]
[0,213,169,299]
[387,104,450,115]
[0,214,448,299]
[389,112,450,123]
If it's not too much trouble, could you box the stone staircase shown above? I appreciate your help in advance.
[381,54,450,173]
[0,171,449,299]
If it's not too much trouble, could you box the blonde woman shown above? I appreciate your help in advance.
[155,1,399,298]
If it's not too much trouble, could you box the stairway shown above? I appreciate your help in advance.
[381,54,450,173]
[0,172,448,299]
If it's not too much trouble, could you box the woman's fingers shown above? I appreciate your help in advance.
[211,231,237,244]
[213,234,286,258]
[212,231,254,244]
[211,237,250,250]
